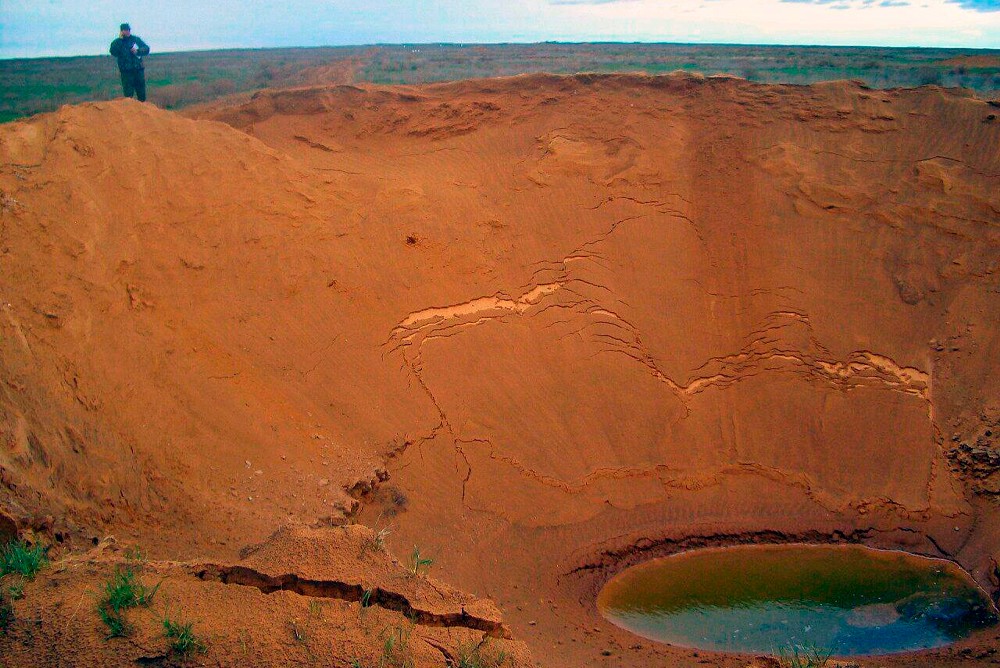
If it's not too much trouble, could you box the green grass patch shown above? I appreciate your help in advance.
[0,538,45,635]
[163,615,207,656]
[0,540,48,579]
[102,567,159,610]
[95,566,160,638]
[98,604,131,638]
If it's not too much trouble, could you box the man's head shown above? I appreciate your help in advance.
[119,23,131,38]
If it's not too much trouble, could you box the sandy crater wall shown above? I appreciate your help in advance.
[1,73,998,666]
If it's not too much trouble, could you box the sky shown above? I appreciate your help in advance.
[1,0,998,59]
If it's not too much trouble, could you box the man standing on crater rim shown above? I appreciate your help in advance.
[110,23,150,102]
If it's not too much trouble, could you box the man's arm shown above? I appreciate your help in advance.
[110,38,121,57]
[134,37,150,56]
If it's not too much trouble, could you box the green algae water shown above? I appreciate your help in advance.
[597,545,997,656]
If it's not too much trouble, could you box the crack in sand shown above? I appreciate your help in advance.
[194,564,508,636]
[381,208,933,514]
[384,291,933,513]
[800,149,1000,179]
[394,283,562,333]
[389,243,928,411]
[466,436,938,517]
[679,348,929,400]
[558,526,956,579]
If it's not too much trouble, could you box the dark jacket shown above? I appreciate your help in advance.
[109,35,150,71]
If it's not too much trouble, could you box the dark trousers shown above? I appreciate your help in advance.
[120,69,147,102]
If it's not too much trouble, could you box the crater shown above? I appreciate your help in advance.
[597,544,998,656]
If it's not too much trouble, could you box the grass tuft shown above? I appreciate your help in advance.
[96,566,160,638]
[0,540,46,634]
[364,514,392,555]
[777,644,833,668]
[374,526,392,551]
[122,545,146,563]
[408,547,433,577]
[5,579,24,601]
[308,599,326,618]
[290,619,308,643]
[102,567,159,610]
[0,540,48,579]
[380,625,414,668]
[98,605,131,638]
[163,615,207,655]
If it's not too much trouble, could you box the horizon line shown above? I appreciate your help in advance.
[3,40,999,63]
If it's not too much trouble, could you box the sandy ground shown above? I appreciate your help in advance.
[1,73,998,666]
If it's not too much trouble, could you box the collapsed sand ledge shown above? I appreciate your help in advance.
[1,72,999,666]
[192,524,510,636]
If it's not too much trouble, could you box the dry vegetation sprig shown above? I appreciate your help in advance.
[290,618,308,643]
[374,525,392,552]
[361,514,393,556]
[379,625,415,668]
[456,638,509,668]
[308,599,326,618]
[776,644,833,668]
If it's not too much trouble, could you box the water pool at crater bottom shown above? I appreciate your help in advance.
[597,544,997,656]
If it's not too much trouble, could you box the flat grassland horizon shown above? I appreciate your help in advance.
[2,42,998,123]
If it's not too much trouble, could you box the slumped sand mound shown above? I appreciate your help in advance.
[1,73,998,666]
